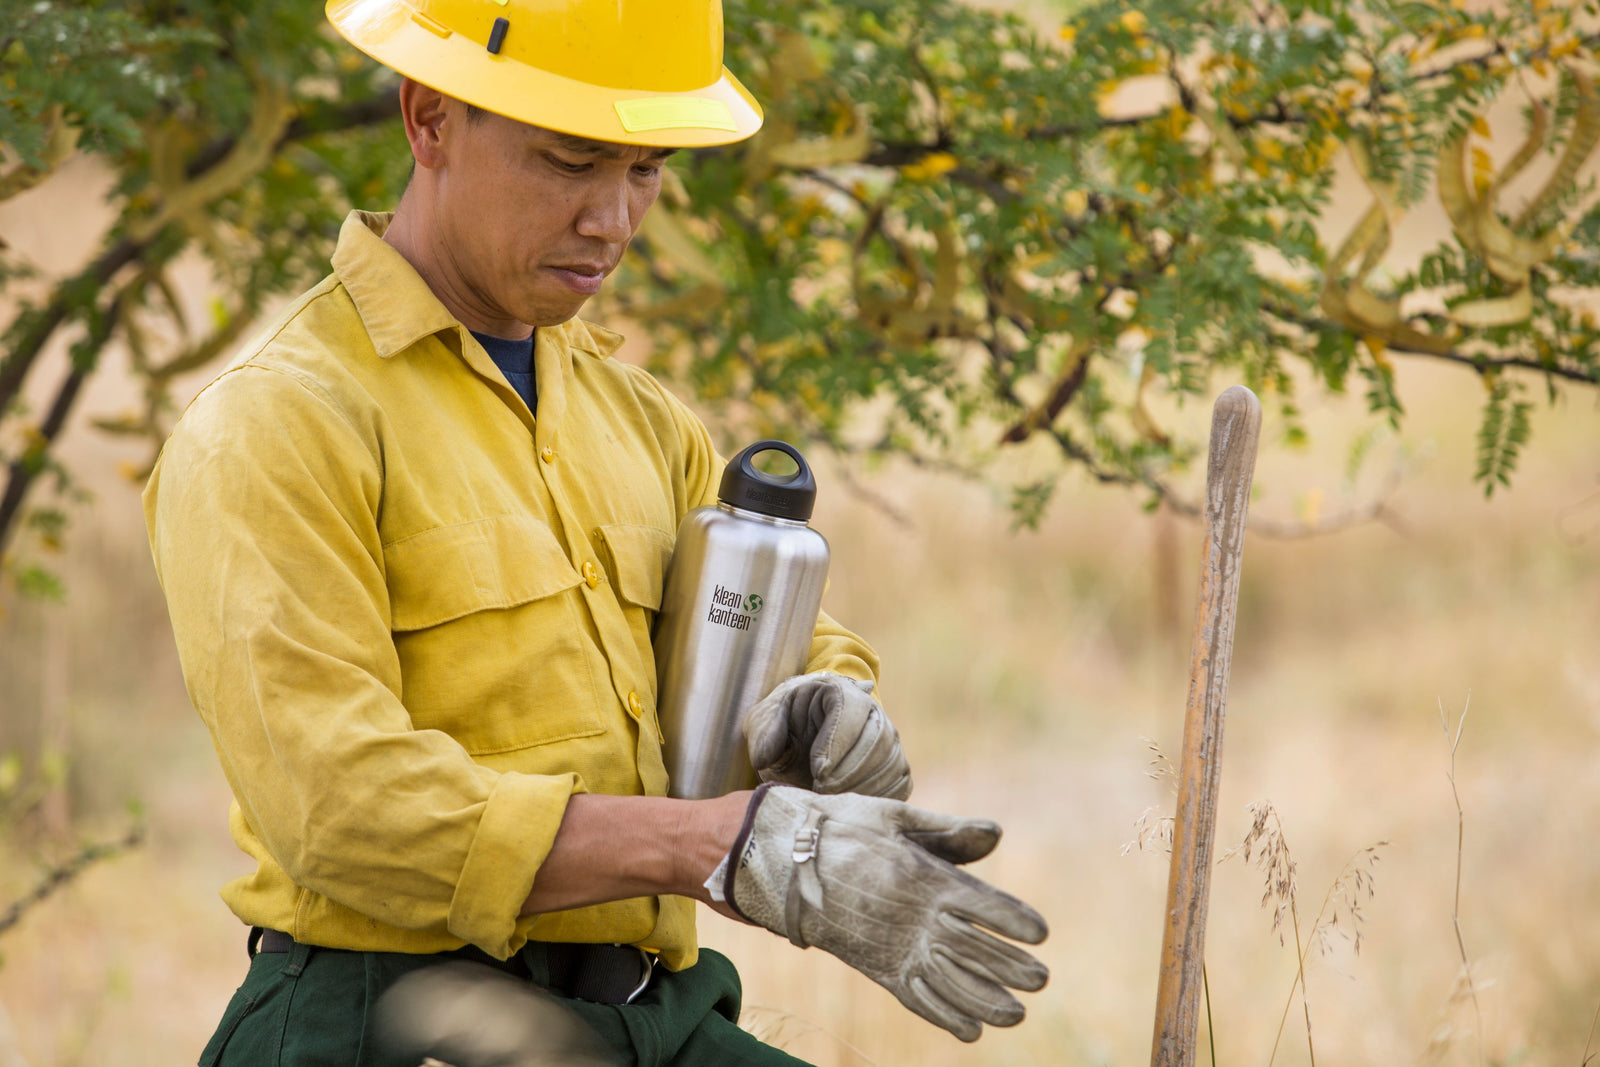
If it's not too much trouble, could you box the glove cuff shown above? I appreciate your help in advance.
[722,783,825,948]
[721,782,776,925]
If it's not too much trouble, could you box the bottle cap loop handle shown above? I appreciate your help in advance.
[717,439,817,521]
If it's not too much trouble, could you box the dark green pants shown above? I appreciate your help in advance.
[200,940,811,1067]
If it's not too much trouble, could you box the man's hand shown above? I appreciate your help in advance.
[743,672,912,799]
[721,784,1049,1042]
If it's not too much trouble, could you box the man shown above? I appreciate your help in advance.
[143,2,1049,1064]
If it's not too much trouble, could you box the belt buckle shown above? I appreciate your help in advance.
[623,946,654,1004]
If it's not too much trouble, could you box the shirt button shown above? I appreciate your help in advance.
[540,445,556,464]
[582,560,603,588]
[627,691,643,719]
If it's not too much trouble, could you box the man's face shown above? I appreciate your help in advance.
[426,102,674,331]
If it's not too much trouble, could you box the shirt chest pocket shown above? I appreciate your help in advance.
[384,515,606,755]
[597,522,675,694]
[598,523,675,617]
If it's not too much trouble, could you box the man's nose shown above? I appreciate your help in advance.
[575,178,634,244]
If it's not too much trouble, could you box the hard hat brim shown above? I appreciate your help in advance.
[327,0,764,148]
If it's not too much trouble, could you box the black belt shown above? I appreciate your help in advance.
[249,927,653,1005]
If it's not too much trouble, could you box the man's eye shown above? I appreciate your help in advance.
[551,157,590,174]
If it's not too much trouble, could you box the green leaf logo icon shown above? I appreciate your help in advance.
[745,593,764,614]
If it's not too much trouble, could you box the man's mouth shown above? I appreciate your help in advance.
[548,263,609,296]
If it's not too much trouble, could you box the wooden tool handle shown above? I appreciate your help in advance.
[1150,385,1262,1067]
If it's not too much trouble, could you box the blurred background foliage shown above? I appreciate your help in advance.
[4,0,1600,588]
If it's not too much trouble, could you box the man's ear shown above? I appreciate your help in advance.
[398,77,453,171]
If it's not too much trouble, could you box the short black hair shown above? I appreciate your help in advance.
[464,102,488,124]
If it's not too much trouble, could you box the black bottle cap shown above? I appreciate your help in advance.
[717,440,816,522]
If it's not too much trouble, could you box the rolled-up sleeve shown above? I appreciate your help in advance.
[145,364,580,958]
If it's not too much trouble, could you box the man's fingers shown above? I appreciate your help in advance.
[813,708,908,796]
[925,947,1027,1028]
[936,912,1052,993]
[902,817,1002,865]
[944,875,1050,947]
[905,975,983,1043]
[844,763,912,800]
[742,694,806,777]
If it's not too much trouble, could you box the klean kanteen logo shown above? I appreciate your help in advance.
[708,584,762,631]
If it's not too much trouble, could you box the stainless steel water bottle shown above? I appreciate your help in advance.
[654,440,830,799]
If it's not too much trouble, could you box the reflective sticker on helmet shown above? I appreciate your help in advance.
[614,98,736,133]
[409,10,452,38]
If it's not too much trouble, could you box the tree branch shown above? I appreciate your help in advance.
[0,292,124,553]
[1263,302,1600,384]
[0,90,402,425]
[0,89,403,554]
[0,822,146,939]
[182,92,401,179]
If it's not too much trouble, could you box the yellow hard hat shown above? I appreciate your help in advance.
[325,0,763,147]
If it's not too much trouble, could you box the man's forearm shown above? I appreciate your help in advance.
[518,790,751,917]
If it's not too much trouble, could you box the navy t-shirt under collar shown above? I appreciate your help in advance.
[471,329,537,413]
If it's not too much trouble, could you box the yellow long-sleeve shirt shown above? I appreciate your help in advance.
[143,210,879,969]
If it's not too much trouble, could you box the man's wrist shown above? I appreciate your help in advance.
[517,790,756,917]
[670,790,753,903]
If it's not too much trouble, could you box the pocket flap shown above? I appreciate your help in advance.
[385,515,581,631]
[600,523,675,610]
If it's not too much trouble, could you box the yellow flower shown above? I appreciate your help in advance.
[1059,25,1077,43]
[1120,9,1148,34]
[901,152,959,183]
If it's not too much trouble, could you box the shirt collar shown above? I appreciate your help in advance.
[330,209,626,362]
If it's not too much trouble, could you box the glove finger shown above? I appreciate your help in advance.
[813,709,907,796]
[926,946,1028,1028]
[943,871,1050,946]
[754,763,815,789]
[902,817,1002,865]
[846,763,912,801]
[743,696,792,772]
[745,676,822,774]
[904,975,982,1043]
[936,912,1051,993]
[809,686,878,770]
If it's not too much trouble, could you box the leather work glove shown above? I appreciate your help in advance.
[721,784,1049,1042]
[743,672,913,799]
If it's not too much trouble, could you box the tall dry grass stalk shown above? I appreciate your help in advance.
[1581,998,1600,1067]
[1125,738,1218,1062]
[1427,694,1485,1067]
[1123,737,1177,857]
[1223,800,1387,1067]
